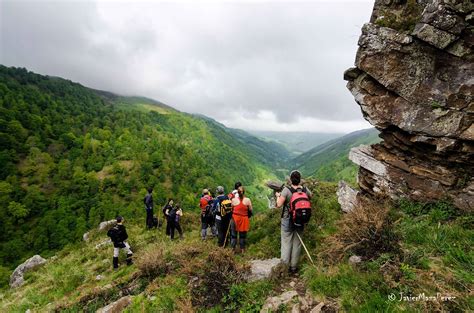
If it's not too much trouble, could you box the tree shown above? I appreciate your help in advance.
[8,201,29,219]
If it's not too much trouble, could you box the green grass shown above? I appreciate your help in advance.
[1,185,472,312]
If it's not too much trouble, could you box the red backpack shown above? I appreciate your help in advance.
[288,186,312,227]
[200,195,212,216]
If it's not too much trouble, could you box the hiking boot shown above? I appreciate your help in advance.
[289,267,299,277]
[126,254,133,266]
[113,257,119,270]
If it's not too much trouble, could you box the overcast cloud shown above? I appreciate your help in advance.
[1,0,374,133]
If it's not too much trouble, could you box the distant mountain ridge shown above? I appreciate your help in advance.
[292,128,381,183]
[193,114,292,170]
[248,130,343,155]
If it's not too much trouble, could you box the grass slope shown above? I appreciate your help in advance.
[1,183,471,312]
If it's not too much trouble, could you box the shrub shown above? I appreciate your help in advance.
[321,197,400,262]
[0,265,10,289]
[136,245,170,279]
[190,249,248,308]
[223,280,273,312]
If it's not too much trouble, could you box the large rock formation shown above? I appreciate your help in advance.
[344,0,473,211]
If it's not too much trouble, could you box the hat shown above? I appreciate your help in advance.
[216,186,224,194]
[202,188,209,195]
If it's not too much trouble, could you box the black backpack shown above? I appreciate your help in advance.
[107,225,120,243]
[168,208,177,222]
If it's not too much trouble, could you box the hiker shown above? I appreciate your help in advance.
[200,189,216,240]
[230,186,253,253]
[214,186,233,247]
[276,170,312,274]
[144,187,154,229]
[228,181,242,200]
[163,199,174,236]
[107,216,133,269]
[167,203,183,240]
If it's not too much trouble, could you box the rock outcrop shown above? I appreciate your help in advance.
[247,258,281,281]
[345,0,473,211]
[99,220,116,231]
[10,255,47,288]
[261,290,298,312]
[96,296,132,313]
[336,180,360,213]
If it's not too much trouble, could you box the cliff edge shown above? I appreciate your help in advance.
[344,0,473,210]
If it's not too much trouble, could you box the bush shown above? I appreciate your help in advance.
[136,245,170,279]
[321,198,400,262]
[190,249,248,308]
[0,265,10,289]
[223,280,273,312]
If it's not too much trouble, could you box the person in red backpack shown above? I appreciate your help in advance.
[200,189,216,240]
[276,170,312,275]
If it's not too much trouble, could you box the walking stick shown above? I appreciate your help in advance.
[223,220,232,248]
[296,232,315,266]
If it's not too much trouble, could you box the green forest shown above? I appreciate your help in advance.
[0,66,384,272]
[0,65,287,270]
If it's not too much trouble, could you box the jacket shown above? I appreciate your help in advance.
[144,193,153,210]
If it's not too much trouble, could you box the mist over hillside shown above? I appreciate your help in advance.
[248,130,343,155]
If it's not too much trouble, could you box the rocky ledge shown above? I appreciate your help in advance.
[344,0,473,211]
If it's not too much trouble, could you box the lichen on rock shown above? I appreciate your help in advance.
[345,0,473,211]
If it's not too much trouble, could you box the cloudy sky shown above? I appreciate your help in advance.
[1,0,374,133]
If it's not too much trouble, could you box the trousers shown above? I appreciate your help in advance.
[146,209,154,228]
[230,219,247,249]
[113,242,133,257]
[281,217,303,268]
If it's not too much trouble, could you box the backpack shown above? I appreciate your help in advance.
[152,216,159,228]
[168,207,177,222]
[200,196,213,217]
[220,199,233,216]
[288,187,312,227]
[107,225,121,243]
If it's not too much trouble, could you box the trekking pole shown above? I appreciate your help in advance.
[296,232,315,266]
[223,221,232,248]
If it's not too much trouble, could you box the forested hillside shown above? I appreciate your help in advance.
[292,128,381,184]
[195,115,292,171]
[0,66,282,269]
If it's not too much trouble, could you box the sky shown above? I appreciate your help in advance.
[0,0,374,133]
